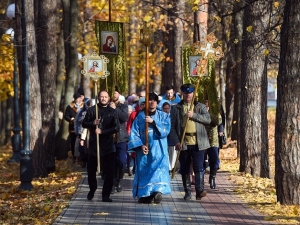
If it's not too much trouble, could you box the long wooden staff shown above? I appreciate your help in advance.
[145,44,150,149]
[94,80,101,174]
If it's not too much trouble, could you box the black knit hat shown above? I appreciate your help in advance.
[149,92,159,102]
[77,87,84,96]
[73,93,81,100]
[115,86,120,94]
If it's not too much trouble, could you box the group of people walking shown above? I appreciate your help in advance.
[64,83,225,204]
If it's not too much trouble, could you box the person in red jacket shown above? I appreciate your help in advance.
[126,97,145,175]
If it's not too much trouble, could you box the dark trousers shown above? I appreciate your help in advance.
[115,142,127,171]
[206,146,219,170]
[179,145,205,174]
[87,152,115,198]
[127,152,135,168]
[69,132,77,157]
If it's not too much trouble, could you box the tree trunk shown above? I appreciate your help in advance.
[36,0,57,176]
[5,98,12,145]
[275,0,300,205]
[232,1,244,157]
[128,3,139,95]
[56,0,78,160]
[25,0,43,176]
[151,0,165,94]
[0,100,7,146]
[55,0,66,135]
[239,0,270,178]
[173,0,184,92]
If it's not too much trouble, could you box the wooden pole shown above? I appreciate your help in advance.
[145,45,149,148]
[109,0,112,22]
[95,80,101,174]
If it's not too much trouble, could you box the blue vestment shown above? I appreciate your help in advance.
[128,110,171,198]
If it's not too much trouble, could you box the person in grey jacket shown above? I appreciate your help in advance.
[169,84,211,201]
[109,86,129,193]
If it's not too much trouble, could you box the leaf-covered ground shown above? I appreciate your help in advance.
[220,109,300,225]
[0,109,299,224]
[0,148,82,225]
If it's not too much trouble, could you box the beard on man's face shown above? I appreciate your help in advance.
[149,102,157,110]
[99,99,109,106]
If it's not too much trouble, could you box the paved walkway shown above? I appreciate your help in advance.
[53,170,274,225]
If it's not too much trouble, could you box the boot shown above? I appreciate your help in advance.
[209,169,217,189]
[128,166,133,176]
[181,174,192,200]
[117,170,125,192]
[111,167,119,194]
[195,171,206,200]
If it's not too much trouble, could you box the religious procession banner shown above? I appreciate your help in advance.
[95,21,127,96]
[181,46,219,116]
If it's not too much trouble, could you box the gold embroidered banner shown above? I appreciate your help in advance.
[95,21,127,96]
[181,46,219,116]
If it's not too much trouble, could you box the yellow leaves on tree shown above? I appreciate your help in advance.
[246,25,253,32]
[0,37,14,102]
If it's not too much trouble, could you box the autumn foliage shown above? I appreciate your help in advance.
[220,109,300,224]
[0,148,82,224]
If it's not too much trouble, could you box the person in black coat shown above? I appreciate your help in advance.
[82,90,120,202]
[109,86,129,193]
[64,93,84,162]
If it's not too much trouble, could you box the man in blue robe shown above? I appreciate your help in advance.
[128,92,171,204]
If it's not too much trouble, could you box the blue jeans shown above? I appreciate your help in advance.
[206,146,219,170]
[179,145,205,174]
[115,142,127,171]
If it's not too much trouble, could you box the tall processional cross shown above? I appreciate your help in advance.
[192,33,224,76]
[171,33,224,179]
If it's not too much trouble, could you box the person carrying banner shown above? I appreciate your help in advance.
[128,92,171,204]
[169,84,211,201]
[82,90,119,202]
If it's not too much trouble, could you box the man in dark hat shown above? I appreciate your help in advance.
[169,83,211,201]
[109,86,129,193]
[128,92,171,204]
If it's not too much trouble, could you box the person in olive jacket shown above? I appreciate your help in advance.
[169,84,211,201]
[82,90,120,202]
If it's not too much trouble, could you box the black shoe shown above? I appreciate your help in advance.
[184,190,192,200]
[102,197,113,202]
[196,190,206,200]
[87,190,95,200]
[152,192,162,204]
[128,169,133,176]
[111,186,116,194]
[138,196,153,204]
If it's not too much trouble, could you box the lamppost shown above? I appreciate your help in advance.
[6,4,21,163]
[19,0,33,190]
[139,23,153,148]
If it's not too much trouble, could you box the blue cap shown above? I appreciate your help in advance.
[180,84,195,94]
